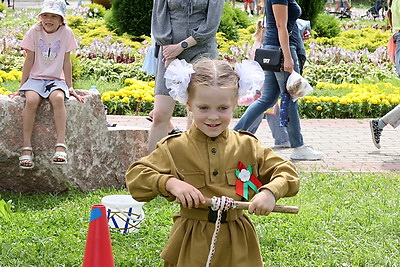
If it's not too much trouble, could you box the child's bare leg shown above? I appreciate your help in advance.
[149,109,175,133]
[148,95,175,153]
[334,0,341,12]
[19,91,41,168]
[22,91,41,155]
[49,90,67,153]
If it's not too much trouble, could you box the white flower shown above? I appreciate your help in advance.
[235,60,264,98]
[164,59,195,104]
[238,169,251,182]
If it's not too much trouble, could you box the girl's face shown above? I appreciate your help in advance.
[188,86,236,137]
[39,13,63,33]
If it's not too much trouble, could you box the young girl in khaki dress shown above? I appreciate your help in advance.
[126,59,300,266]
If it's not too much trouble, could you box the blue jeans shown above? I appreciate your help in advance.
[234,45,304,148]
[394,32,400,76]
[247,109,290,145]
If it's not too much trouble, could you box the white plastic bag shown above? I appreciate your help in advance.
[286,71,313,101]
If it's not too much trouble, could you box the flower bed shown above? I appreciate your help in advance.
[1,6,400,118]
[102,79,155,115]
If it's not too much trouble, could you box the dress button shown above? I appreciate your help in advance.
[213,169,218,176]
[211,147,217,154]
[211,137,217,141]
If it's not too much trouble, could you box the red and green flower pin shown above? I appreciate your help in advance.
[235,161,262,200]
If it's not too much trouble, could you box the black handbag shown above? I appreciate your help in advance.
[254,48,283,72]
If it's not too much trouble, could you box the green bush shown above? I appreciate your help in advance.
[83,3,107,19]
[297,0,326,26]
[230,4,252,29]
[313,13,341,38]
[108,0,152,36]
[218,3,251,42]
[70,53,83,81]
[67,15,85,29]
[104,8,118,32]
[78,57,151,82]
[0,3,6,12]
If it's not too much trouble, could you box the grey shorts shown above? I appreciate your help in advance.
[19,78,70,99]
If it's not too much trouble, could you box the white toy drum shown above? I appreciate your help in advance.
[101,195,145,234]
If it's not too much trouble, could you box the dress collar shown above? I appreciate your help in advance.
[186,124,229,143]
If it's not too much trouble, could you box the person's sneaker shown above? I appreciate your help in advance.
[369,119,382,149]
[168,127,183,135]
[290,145,324,160]
[273,141,291,149]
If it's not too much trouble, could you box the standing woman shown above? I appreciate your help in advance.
[148,0,224,153]
[234,0,323,160]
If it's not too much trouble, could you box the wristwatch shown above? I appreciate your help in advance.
[181,41,188,49]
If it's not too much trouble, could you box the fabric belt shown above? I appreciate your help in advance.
[179,208,243,223]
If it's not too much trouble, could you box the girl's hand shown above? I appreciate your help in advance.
[7,91,22,99]
[164,57,176,68]
[69,87,85,103]
[166,178,205,209]
[248,189,276,216]
[302,30,311,41]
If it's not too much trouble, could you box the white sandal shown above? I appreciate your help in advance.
[19,147,34,169]
[53,143,68,165]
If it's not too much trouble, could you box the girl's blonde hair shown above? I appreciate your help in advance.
[187,59,239,100]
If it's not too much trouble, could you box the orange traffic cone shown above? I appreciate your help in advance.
[83,205,114,266]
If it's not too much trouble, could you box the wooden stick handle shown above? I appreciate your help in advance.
[204,199,299,214]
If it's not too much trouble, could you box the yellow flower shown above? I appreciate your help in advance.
[330,97,339,103]
[369,98,378,105]
[124,78,135,84]
[113,96,120,101]
[143,95,154,102]
[121,97,130,104]
[316,106,323,111]
[102,94,111,101]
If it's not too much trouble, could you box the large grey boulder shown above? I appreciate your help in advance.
[0,91,148,193]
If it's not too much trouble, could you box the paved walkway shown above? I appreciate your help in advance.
[107,116,400,173]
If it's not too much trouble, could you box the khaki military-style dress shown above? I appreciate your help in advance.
[126,125,299,267]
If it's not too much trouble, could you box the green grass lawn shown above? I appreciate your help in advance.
[0,172,399,266]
